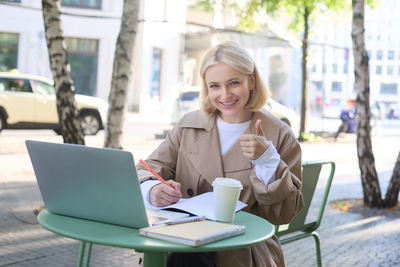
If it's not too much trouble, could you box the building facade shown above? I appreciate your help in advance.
[0,0,186,114]
[0,0,122,101]
[0,0,297,116]
[308,0,400,118]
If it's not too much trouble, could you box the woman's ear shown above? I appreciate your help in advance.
[249,73,256,90]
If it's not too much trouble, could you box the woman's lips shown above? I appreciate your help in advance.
[219,99,238,108]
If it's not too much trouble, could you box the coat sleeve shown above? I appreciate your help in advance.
[250,131,304,226]
[136,124,182,183]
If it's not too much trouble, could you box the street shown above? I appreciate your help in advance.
[0,115,399,266]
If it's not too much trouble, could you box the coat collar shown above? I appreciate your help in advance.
[179,110,215,131]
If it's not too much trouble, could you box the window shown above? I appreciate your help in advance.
[344,48,350,63]
[376,50,383,60]
[387,66,394,75]
[388,50,394,60]
[322,64,326,73]
[398,66,400,76]
[312,81,323,91]
[331,82,342,92]
[376,65,382,75]
[312,64,317,73]
[0,32,18,72]
[0,78,31,93]
[65,38,98,96]
[367,50,371,59]
[332,64,338,74]
[380,83,398,95]
[151,48,162,99]
[1,0,21,2]
[31,80,55,96]
[343,63,348,74]
[61,0,101,9]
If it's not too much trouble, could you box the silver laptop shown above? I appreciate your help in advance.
[25,140,188,228]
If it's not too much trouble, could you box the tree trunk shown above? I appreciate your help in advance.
[104,0,139,149]
[42,0,84,145]
[298,6,309,141]
[383,151,400,207]
[351,0,382,207]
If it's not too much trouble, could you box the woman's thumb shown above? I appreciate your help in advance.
[255,119,264,136]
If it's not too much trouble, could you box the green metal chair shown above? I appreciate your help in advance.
[275,160,335,267]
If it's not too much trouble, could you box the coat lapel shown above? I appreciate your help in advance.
[185,114,224,184]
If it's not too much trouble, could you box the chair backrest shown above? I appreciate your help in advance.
[276,160,335,236]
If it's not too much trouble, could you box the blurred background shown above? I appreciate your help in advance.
[1,0,399,133]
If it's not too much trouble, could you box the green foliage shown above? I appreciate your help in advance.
[191,0,215,12]
[366,0,380,8]
[237,0,351,35]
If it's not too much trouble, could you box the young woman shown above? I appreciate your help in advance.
[137,41,303,267]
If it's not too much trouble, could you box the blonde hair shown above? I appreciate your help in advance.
[199,41,268,114]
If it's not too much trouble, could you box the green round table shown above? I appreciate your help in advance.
[38,209,274,267]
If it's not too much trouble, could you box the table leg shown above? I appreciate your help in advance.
[77,241,93,267]
[143,251,168,267]
[85,243,93,267]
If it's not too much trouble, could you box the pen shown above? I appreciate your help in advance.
[152,216,206,226]
[139,159,175,190]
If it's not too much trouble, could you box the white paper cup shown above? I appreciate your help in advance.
[212,178,243,222]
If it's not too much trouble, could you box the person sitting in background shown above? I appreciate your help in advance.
[387,106,398,120]
[334,100,356,140]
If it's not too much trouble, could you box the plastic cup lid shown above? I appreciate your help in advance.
[212,178,243,189]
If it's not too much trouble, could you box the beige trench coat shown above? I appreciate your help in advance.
[137,109,304,267]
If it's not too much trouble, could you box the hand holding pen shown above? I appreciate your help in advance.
[139,159,182,207]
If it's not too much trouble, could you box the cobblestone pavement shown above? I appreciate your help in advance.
[1,117,399,267]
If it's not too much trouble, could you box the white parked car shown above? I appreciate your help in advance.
[0,72,108,135]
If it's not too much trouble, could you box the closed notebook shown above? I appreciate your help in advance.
[139,220,245,247]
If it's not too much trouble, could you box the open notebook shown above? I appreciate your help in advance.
[146,191,247,220]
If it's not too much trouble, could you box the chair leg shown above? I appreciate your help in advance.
[312,231,322,267]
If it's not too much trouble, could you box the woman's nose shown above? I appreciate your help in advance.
[221,86,230,97]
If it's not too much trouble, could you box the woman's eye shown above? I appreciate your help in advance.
[230,81,240,86]
[209,84,219,89]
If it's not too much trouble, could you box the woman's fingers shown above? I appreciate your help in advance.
[239,134,269,160]
[149,182,182,207]
[166,180,182,197]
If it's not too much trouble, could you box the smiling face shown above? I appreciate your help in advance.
[204,62,255,123]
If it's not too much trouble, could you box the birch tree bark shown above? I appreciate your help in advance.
[384,152,400,206]
[104,0,139,149]
[42,0,84,145]
[299,6,310,140]
[351,0,382,207]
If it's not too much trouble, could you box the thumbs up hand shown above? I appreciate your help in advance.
[239,119,269,160]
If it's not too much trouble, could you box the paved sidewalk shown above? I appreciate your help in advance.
[1,115,399,267]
